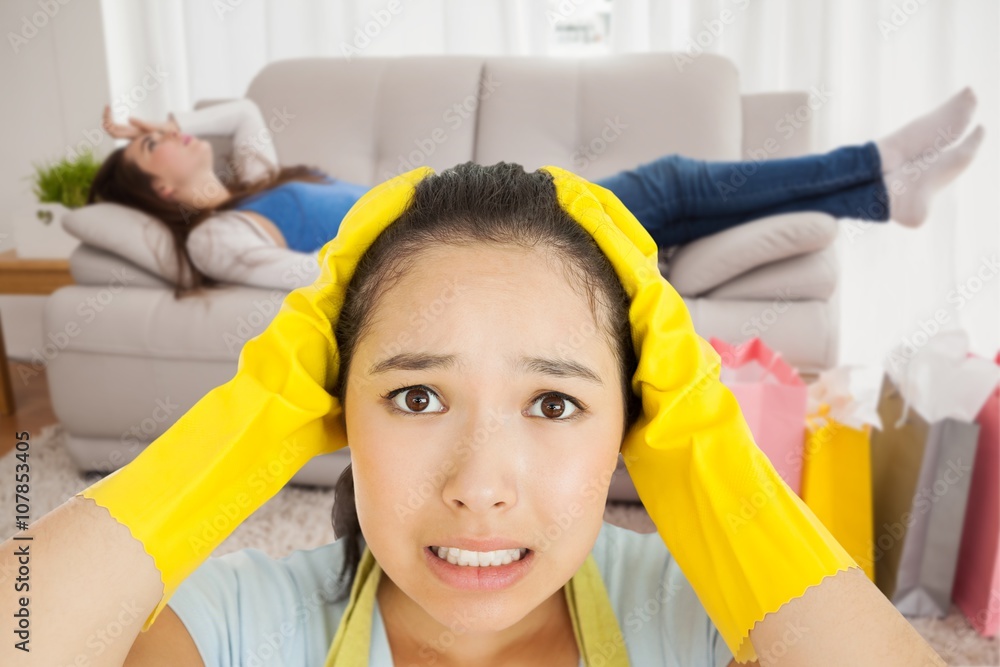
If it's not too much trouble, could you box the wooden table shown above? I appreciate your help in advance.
[0,249,75,414]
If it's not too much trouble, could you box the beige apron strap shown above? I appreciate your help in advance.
[325,548,629,666]
[323,545,382,667]
[565,553,631,666]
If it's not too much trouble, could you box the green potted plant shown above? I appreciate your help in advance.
[16,148,100,258]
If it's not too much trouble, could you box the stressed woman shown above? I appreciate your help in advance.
[88,89,983,294]
[2,161,948,666]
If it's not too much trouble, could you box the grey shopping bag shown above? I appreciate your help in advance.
[870,373,980,617]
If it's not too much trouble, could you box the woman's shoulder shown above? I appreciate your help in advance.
[199,538,354,611]
[167,538,355,665]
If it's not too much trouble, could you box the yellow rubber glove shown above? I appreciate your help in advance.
[77,166,432,631]
[544,165,858,663]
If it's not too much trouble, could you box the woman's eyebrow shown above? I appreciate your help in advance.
[367,352,603,386]
[519,356,603,386]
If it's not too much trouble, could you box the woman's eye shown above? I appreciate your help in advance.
[527,392,580,420]
[387,386,445,415]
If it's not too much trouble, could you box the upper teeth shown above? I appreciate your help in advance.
[433,547,526,567]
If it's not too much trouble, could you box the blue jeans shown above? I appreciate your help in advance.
[593,141,890,247]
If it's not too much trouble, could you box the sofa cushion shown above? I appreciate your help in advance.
[475,52,743,181]
[665,211,837,296]
[62,203,193,287]
[245,56,486,186]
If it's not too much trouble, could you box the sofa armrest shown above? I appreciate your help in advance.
[68,243,173,289]
[705,244,839,301]
[665,211,837,297]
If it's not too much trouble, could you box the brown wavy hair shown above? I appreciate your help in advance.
[327,161,642,603]
[87,145,330,298]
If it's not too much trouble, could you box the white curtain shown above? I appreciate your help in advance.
[101,0,999,366]
[608,0,999,367]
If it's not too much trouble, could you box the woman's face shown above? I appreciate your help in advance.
[344,242,625,636]
[123,129,213,200]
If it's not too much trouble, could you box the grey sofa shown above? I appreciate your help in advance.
[47,53,840,499]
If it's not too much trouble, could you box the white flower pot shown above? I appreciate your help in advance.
[13,203,80,259]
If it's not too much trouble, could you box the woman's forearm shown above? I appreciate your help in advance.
[0,495,163,666]
[170,98,280,184]
[747,566,947,666]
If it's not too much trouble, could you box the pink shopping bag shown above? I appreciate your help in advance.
[952,350,1000,637]
[708,337,808,495]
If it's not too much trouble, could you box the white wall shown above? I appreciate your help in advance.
[0,0,112,361]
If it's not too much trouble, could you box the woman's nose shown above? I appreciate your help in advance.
[441,409,518,513]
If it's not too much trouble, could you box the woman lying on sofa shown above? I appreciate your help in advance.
[4,159,951,666]
[88,88,983,295]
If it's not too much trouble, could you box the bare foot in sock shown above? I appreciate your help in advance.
[876,87,978,173]
[885,124,985,228]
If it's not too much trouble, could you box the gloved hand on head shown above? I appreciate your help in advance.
[77,167,432,631]
[79,164,857,663]
[546,165,858,663]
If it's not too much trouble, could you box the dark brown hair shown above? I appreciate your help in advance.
[87,145,329,299]
[327,161,641,603]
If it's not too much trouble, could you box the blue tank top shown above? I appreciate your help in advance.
[233,176,370,252]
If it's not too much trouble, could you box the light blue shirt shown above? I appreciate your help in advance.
[168,520,734,666]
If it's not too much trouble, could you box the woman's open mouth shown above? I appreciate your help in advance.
[424,545,535,591]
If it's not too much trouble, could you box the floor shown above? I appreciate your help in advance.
[0,361,59,459]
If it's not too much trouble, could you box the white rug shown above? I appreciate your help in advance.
[2,424,996,665]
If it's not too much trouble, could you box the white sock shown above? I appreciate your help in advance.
[876,87,977,173]
[886,125,985,228]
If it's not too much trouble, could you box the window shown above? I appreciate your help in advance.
[545,0,614,56]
